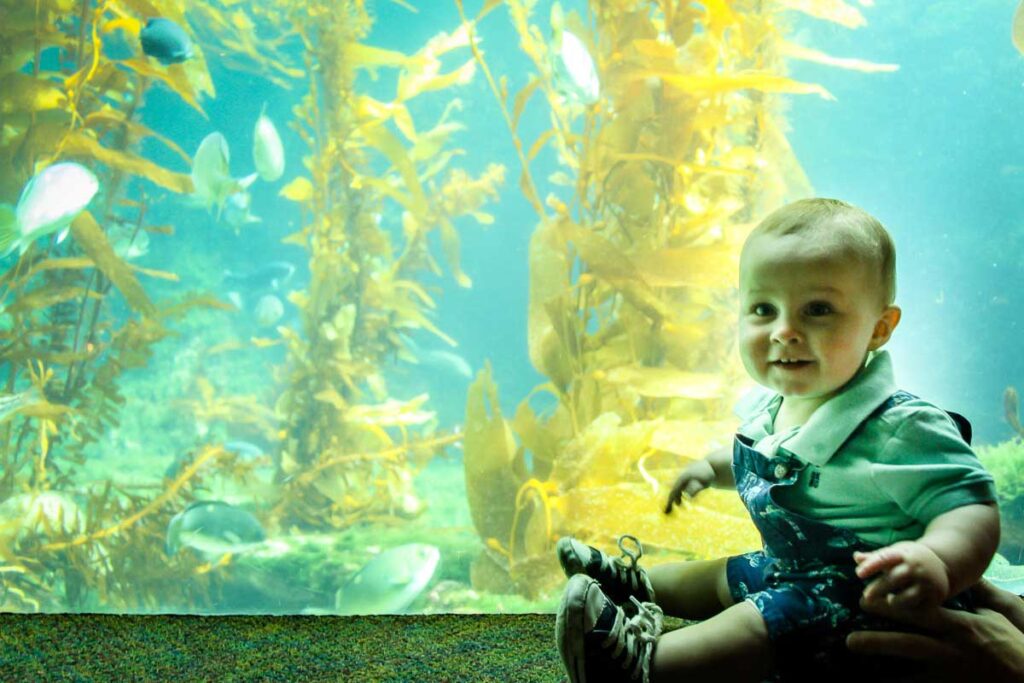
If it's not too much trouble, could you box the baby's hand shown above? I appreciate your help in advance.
[664,460,715,513]
[854,541,950,609]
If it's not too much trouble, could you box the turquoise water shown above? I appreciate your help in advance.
[2,0,1024,615]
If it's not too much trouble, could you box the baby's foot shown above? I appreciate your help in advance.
[556,573,663,683]
[556,534,656,606]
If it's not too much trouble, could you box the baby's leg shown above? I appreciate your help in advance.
[648,557,733,620]
[650,600,772,682]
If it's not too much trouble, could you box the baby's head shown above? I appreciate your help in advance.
[738,198,902,405]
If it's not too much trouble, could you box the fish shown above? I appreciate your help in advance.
[254,294,284,328]
[222,188,261,232]
[109,222,150,260]
[419,349,473,380]
[0,162,99,256]
[0,386,44,423]
[222,260,296,291]
[140,17,194,66]
[552,30,600,105]
[253,104,285,183]
[0,491,85,538]
[165,500,266,557]
[334,543,441,615]
[224,440,266,459]
[190,132,255,218]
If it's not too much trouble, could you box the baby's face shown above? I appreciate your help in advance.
[738,234,891,405]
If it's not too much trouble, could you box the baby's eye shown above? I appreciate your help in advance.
[806,302,832,316]
[751,303,774,316]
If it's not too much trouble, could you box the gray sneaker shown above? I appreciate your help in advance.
[556,573,663,683]
[556,535,656,607]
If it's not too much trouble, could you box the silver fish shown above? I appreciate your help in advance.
[0,162,99,256]
[190,133,255,219]
[334,543,441,615]
[222,261,296,291]
[553,30,600,105]
[253,104,285,183]
[165,500,266,557]
[0,386,44,423]
[254,294,284,328]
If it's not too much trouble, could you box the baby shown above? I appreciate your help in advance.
[555,198,1000,682]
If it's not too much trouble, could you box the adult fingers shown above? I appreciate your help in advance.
[974,578,1020,611]
[859,596,972,635]
[887,584,930,609]
[845,630,953,661]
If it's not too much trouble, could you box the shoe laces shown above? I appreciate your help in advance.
[601,596,663,682]
[604,534,645,592]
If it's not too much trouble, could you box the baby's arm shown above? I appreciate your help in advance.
[855,503,1000,607]
[664,445,734,513]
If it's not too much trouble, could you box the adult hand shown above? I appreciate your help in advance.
[846,579,1024,682]
[664,460,715,513]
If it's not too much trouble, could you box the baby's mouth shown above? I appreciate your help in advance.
[771,359,813,370]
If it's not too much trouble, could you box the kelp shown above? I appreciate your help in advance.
[266,0,502,531]
[458,0,891,595]
[0,0,294,611]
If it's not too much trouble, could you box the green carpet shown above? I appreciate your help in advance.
[0,613,568,681]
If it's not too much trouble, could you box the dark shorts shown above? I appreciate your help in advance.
[726,550,863,640]
[725,550,952,682]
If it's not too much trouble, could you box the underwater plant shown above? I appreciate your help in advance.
[260,0,503,531]
[457,0,897,596]
[0,0,310,611]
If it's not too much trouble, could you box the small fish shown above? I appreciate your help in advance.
[552,30,600,105]
[254,294,284,328]
[109,222,150,260]
[165,500,266,557]
[0,386,43,423]
[334,544,441,615]
[0,491,85,537]
[190,132,254,219]
[140,17,194,65]
[222,189,261,232]
[419,349,473,380]
[0,162,99,256]
[224,440,266,459]
[222,260,296,291]
[253,104,285,183]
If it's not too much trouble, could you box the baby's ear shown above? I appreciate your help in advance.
[869,305,902,349]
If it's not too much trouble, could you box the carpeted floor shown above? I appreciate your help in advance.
[0,613,569,681]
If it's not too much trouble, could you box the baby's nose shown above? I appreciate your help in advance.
[770,320,803,343]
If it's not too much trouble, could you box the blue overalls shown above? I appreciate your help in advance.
[724,391,976,680]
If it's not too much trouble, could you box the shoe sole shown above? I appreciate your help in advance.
[555,574,593,683]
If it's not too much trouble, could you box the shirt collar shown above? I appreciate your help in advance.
[737,350,898,466]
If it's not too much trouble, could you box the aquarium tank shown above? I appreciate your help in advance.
[2,0,1024,615]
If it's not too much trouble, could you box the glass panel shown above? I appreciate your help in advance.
[0,0,1019,617]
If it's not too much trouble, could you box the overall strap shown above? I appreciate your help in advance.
[871,390,973,445]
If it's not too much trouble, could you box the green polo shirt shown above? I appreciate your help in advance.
[734,350,997,547]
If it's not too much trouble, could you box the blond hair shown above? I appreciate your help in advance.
[747,198,896,307]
